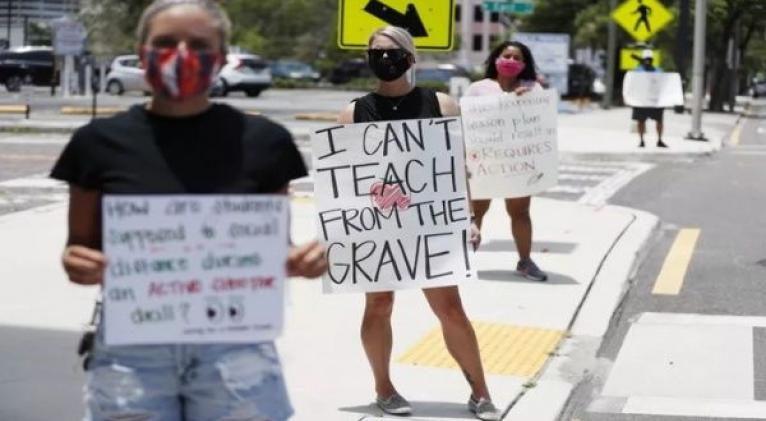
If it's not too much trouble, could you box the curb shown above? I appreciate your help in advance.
[0,104,30,119]
[503,206,660,420]
[60,106,125,116]
[0,122,82,134]
[294,112,339,122]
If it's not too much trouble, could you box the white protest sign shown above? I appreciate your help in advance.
[513,32,570,94]
[312,118,474,294]
[460,89,559,199]
[622,71,684,107]
[51,17,86,56]
[102,195,288,345]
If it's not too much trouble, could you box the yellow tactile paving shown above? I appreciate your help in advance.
[397,322,564,378]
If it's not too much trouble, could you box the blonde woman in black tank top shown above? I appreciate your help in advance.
[337,26,501,421]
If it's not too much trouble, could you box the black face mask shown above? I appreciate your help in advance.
[367,48,412,82]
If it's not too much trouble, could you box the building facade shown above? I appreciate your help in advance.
[1,0,79,48]
[455,0,510,69]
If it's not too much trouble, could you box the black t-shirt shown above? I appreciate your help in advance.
[51,103,307,194]
[353,87,443,123]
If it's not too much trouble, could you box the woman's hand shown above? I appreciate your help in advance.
[469,222,482,250]
[62,245,107,285]
[287,240,328,278]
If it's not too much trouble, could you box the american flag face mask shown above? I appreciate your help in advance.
[142,46,223,101]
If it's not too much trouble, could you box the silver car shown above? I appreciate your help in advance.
[105,55,150,95]
[212,53,272,97]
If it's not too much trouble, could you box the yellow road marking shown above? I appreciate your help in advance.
[652,228,701,295]
[0,154,55,161]
[397,322,564,377]
[731,121,743,146]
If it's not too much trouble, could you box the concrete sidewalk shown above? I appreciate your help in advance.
[281,196,658,421]
[0,101,740,420]
[0,194,655,421]
[557,106,739,157]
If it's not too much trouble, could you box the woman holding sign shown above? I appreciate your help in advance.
[337,26,501,421]
[464,41,549,282]
[51,1,326,420]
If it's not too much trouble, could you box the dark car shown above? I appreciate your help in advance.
[566,63,596,98]
[329,58,372,84]
[750,78,766,98]
[415,64,470,83]
[0,47,56,92]
[271,60,321,82]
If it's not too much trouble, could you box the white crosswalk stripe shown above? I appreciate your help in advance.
[0,173,68,215]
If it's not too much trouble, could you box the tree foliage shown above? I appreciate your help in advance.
[80,0,153,56]
[77,0,764,105]
[520,0,765,109]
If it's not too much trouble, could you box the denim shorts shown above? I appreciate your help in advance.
[83,327,293,421]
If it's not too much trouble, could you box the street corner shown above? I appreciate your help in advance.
[500,204,661,419]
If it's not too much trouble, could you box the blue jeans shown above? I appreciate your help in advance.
[83,327,293,421]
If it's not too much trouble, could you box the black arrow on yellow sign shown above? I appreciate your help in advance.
[364,0,429,37]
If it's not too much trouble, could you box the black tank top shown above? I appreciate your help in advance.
[352,87,443,123]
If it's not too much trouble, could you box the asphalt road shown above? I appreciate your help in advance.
[561,104,766,420]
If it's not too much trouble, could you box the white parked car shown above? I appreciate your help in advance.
[211,53,272,97]
[105,55,150,95]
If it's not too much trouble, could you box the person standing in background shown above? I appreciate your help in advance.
[463,40,549,283]
[336,26,502,421]
[632,49,668,148]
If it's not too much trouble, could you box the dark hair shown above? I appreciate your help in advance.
[484,41,538,81]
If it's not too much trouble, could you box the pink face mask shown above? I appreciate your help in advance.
[495,57,526,78]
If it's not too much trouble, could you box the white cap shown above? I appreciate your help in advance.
[641,49,654,59]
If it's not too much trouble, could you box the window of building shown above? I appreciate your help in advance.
[490,12,500,23]
[455,4,461,22]
[472,34,482,51]
[473,5,484,23]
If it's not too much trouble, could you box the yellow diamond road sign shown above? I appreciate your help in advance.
[620,48,662,70]
[612,0,673,42]
[338,0,455,51]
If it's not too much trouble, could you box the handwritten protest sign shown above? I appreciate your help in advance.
[622,71,684,107]
[102,195,288,345]
[460,89,559,199]
[311,118,474,294]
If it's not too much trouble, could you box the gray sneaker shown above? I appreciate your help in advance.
[376,392,412,415]
[468,396,502,421]
[516,259,548,282]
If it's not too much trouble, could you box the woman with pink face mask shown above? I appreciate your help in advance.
[464,41,548,282]
[50,1,327,420]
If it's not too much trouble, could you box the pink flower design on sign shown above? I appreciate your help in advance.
[369,181,411,214]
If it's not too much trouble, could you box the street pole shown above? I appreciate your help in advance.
[602,0,617,108]
[688,0,707,140]
[459,0,471,69]
[6,0,12,45]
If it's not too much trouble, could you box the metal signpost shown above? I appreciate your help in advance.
[51,16,86,98]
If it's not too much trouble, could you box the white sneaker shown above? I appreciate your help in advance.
[376,392,412,415]
[468,395,502,421]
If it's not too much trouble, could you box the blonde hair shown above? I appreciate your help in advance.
[136,0,231,53]
[368,26,417,61]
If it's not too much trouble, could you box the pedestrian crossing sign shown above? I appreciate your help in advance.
[620,48,661,70]
[612,0,673,42]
